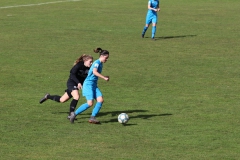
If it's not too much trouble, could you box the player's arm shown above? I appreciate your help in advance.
[157,4,160,12]
[93,68,109,81]
[148,1,157,12]
[70,64,82,89]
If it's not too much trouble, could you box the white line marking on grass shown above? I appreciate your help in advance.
[0,0,82,9]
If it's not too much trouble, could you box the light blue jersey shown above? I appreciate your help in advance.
[82,59,103,100]
[147,0,159,14]
[146,0,159,24]
[84,59,103,85]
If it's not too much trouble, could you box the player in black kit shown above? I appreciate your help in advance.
[39,54,93,118]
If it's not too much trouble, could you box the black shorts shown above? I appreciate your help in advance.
[65,79,79,98]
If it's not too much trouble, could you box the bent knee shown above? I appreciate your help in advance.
[72,96,80,100]
[97,97,104,103]
[59,98,66,103]
[59,100,65,103]
[98,99,104,103]
[87,102,94,107]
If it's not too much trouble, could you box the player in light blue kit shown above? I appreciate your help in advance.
[69,47,110,124]
[141,0,160,40]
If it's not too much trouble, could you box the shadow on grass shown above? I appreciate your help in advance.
[56,110,172,125]
[144,35,196,40]
[56,109,148,117]
[101,111,173,125]
[98,109,148,117]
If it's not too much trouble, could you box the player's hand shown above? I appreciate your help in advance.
[77,83,82,89]
[157,8,160,12]
[104,76,110,81]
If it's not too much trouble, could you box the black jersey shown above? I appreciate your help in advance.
[69,61,90,85]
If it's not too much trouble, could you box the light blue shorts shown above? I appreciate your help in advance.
[82,83,102,100]
[146,14,158,24]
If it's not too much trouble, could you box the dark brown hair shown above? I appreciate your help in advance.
[93,47,109,56]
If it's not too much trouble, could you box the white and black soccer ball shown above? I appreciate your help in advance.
[118,113,129,124]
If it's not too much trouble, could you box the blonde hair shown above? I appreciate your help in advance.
[74,54,93,66]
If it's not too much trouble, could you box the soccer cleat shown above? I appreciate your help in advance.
[67,115,77,120]
[88,116,100,124]
[39,93,50,104]
[141,34,144,38]
[69,112,76,123]
[151,38,156,41]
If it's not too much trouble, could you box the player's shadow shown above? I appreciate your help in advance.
[98,109,148,117]
[56,109,148,116]
[56,109,149,124]
[145,35,196,40]
[101,112,173,125]
[56,110,172,125]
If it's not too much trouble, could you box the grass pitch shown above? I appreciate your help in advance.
[0,0,240,159]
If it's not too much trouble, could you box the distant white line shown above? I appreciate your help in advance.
[0,0,82,9]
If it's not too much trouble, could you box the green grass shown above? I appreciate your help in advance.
[0,0,240,159]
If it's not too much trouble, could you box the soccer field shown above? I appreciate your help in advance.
[0,0,240,159]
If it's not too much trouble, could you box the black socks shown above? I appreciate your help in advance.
[48,95,61,102]
[69,99,78,113]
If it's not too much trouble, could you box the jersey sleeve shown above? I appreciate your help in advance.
[93,61,100,69]
[69,63,81,84]
[148,0,151,5]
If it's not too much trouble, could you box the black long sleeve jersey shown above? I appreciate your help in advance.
[69,61,90,85]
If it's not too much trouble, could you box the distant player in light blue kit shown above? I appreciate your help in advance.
[141,0,160,40]
[69,47,110,124]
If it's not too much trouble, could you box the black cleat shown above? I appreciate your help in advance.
[67,115,77,120]
[141,34,144,38]
[39,93,50,104]
[69,112,76,124]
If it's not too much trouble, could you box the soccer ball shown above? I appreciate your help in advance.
[118,113,129,124]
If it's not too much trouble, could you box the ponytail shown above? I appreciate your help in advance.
[93,48,102,53]
[93,47,109,56]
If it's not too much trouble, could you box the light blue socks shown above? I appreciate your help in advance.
[142,26,148,35]
[152,26,156,38]
[75,103,90,115]
[74,102,103,116]
[91,102,102,117]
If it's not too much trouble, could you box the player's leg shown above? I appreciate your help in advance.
[75,84,94,115]
[60,91,71,103]
[40,80,72,104]
[69,89,79,115]
[151,16,158,40]
[142,24,149,38]
[69,84,94,123]
[142,15,152,38]
[69,99,93,124]
[66,79,80,117]
[39,93,63,104]
[89,88,103,124]
[75,99,93,114]
[151,23,156,40]
[75,99,93,115]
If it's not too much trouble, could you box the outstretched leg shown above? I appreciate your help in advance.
[39,92,70,104]
[142,24,149,38]
[39,93,61,104]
